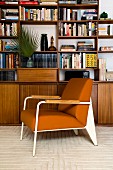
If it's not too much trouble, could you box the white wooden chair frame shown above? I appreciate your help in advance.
[20,95,97,156]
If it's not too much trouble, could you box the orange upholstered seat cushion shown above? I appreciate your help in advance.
[21,109,84,132]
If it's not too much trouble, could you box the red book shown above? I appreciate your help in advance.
[0,2,5,4]
[19,1,39,4]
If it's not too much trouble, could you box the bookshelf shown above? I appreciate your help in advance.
[0,0,110,82]
[0,0,113,125]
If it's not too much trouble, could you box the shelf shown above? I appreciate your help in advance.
[59,68,97,70]
[0,4,19,7]
[20,20,57,25]
[0,36,18,39]
[19,4,57,7]
[58,36,97,39]
[98,35,113,39]
[34,51,57,53]
[59,20,98,23]
[0,20,19,23]
[0,51,18,53]
[98,20,113,24]
[58,51,97,53]
[98,51,113,53]
[0,68,16,71]
[58,4,98,9]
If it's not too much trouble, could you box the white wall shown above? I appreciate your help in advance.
[99,0,113,71]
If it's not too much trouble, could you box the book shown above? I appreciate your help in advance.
[19,1,39,4]
[60,45,76,51]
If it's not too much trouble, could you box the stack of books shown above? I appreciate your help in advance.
[98,25,110,36]
[1,9,19,20]
[81,9,97,20]
[98,27,108,35]
[60,45,76,51]
[77,41,94,51]
[100,46,113,51]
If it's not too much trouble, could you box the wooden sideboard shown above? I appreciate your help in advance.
[0,81,112,125]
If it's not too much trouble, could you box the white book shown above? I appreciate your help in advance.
[82,53,86,68]
[72,53,75,68]
[73,23,76,36]
[41,8,44,21]
[67,9,70,21]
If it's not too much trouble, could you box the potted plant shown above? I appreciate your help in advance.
[12,26,39,67]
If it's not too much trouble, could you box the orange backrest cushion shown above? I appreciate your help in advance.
[58,78,93,125]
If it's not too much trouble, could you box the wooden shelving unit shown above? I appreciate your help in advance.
[0,0,113,125]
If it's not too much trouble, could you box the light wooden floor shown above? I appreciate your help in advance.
[0,126,113,170]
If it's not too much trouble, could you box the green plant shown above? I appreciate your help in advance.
[12,27,39,58]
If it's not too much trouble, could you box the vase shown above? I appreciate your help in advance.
[41,34,48,51]
[26,57,34,68]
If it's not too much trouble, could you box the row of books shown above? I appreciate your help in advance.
[59,0,98,4]
[0,53,19,69]
[59,0,77,4]
[59,8,97,21]
[59,8,77,21]
[40,0,57,4]
[59,22,97,36]
[31,53,57,68]
[0,70,16,81]
[60,52,97,69]
[0,23,17,36]
[20,7,57,21]
[81,0,98,4]
[0,0,39,5]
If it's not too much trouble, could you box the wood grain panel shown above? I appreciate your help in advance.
[0,84,19,124]
[17,69,57,82]
[109,84,113,123]
[98,83,110,124]
[19,84,58,118]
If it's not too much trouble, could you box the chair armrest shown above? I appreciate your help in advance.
[45,99,80,104]
[31,95,61,99]
[23,95,61,110]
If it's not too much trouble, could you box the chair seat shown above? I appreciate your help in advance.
[21,109,84,132]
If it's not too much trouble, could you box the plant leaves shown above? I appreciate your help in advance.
[11,27,39,57]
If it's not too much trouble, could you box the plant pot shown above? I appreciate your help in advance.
[26,57,34,68]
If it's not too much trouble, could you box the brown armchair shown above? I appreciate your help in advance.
[20,78,97,156]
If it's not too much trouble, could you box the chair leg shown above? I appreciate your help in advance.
[86,102,97,146]
[20,122,24,140]
[73,129,78,135]
[33,131,38,157]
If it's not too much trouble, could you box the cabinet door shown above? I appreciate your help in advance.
[98,83,113,124]
[19,84,58,113]
[0,84,19,124]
